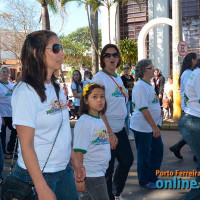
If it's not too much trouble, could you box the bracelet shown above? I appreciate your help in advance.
[108,132,114,136]
[75,180,85,183]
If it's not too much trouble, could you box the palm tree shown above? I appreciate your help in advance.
[37,0,67,30]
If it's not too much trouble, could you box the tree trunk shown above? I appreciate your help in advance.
[108,6,111,44]
[41,0,50,30]
[90,6,99,74]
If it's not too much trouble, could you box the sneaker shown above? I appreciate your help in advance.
[169,146,183,159]
[143,182,157,189]
[128,134,135,141]
[115,196,124,200]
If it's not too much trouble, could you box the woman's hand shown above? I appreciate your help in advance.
[37,185,56,200]
[152,126,161,138]
[75,181,85,192]
[109,132,118,150]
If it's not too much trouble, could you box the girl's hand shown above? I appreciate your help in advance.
[75,181,85,192]
[152,126,160,138]
[73,160,86,182]
[109,132,118,150]
[37,185,56,200]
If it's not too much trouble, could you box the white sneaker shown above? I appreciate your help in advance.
[128,134,135,141]
[115,196,124,200]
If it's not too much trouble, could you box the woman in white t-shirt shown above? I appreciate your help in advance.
[178,60,200,199]
[92,44,133,200]
[169,52,197,160]
[73,83,111,200]
[11,30,85,200]
[130,59,163,189]
[0,66,17,155]
[0,113,4,184]
[71,70,83,119]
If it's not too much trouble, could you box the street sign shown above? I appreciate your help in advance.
[177,41,188,57]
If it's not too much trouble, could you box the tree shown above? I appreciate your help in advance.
[0,0,40,59]
[36,0,67,30]
[59,27,101,68]
[119,38,138,65]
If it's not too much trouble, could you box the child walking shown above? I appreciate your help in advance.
[73,83,111,200]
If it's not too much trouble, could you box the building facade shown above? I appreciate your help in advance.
[101,0,200,78]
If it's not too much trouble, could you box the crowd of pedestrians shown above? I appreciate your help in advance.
[0,29,200,200]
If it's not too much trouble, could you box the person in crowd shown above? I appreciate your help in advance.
[152,68,165,106]
[131,65,136,78]
[169,52,197,160]
[11,30,85,200]
[162,93,170,120]
[0,113,3,184]
[178,60,200,200]
[71,70,83,119]
[80,64,87,79]
[163,76,173,119]
[73,83,110,200]
[0,66,17,156]
[82,70,92,88]
[121,65,135,140]
[130,59,163,189]
[92,44,134,200]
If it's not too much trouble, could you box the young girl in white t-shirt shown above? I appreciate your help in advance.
[73,83,111,200]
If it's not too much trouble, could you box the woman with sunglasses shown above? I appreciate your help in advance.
[0,66,17,156]
[92,44,134,200]
[130,59,163,189]
[11,30,85,200]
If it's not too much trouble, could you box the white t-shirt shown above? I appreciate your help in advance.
[180,69,192,110]
[0,80,14,117]
[184,68,200,118]
[130,79,162,133]
[73,114,111,177]
[82,78,92,88]
[92,70,127,133]
[12,82,72,173]
[71,82,82,106]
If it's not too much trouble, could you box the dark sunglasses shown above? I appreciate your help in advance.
[46,44,63,54]
[103,53,120,58]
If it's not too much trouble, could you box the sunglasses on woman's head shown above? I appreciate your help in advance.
[103,53,120,58]
[46,44,63,54]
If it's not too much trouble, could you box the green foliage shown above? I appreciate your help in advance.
[59,27,101,69]
[119,38,138,66]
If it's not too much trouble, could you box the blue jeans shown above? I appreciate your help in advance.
[105,128,134,200]
[125,100,133,135]
[0,137,4,179]
[179,113,200,200]
[13,163,79,200]
[132,129,163,186]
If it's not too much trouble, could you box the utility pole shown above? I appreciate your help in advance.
[172,0,182,120]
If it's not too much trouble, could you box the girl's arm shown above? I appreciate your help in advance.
[141,109,160,138]
[101,114,118,150]
[16,125,56,200]
[72,90,82,98]
[72,150,85,192]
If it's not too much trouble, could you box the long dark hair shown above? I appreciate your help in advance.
[179,52,197,85]
[79,83,107,116]
[72,70,83,91]
[20,30,60,102]
[100,44,122,69]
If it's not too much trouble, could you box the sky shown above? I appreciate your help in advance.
[0,0,101,36]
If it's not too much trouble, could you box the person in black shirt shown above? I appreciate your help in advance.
[121,65,135,140]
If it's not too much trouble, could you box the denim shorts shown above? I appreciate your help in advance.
[13,162,79,200]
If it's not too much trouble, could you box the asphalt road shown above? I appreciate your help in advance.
[1,129,196,200]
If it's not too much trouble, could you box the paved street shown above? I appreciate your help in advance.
[1,129,196,200]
